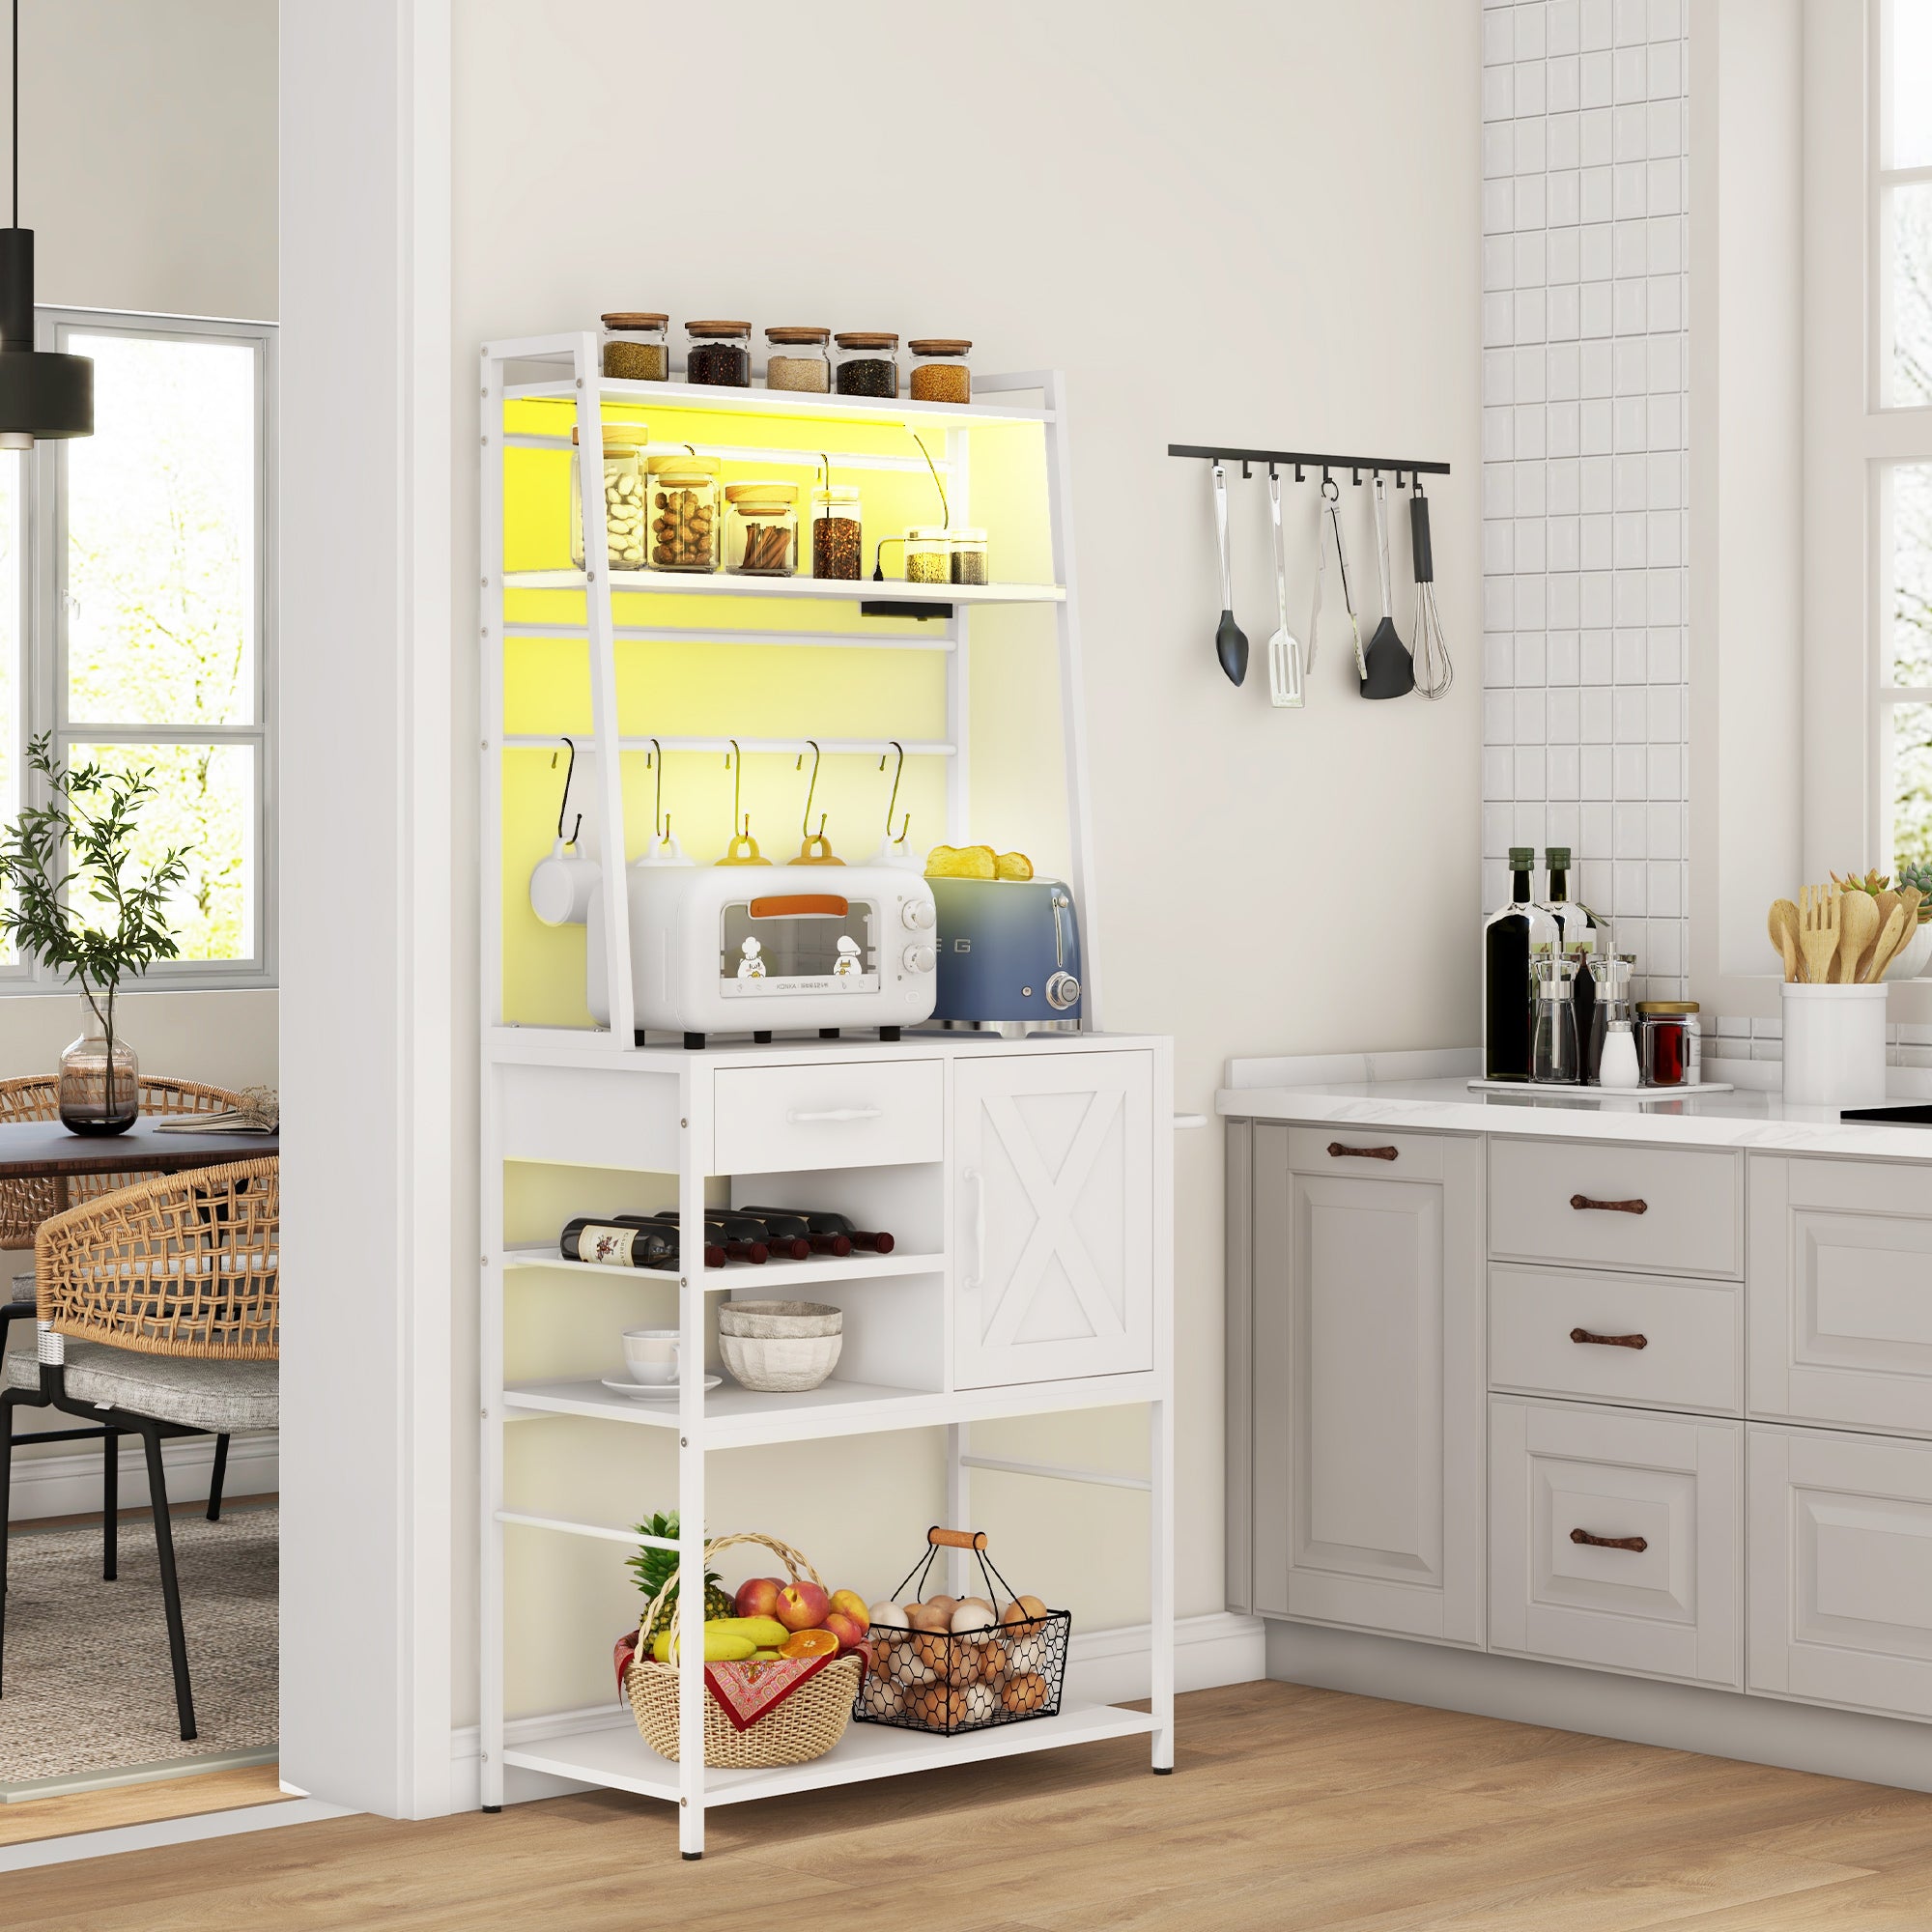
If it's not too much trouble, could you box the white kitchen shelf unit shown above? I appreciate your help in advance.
[478,335,1172,1859]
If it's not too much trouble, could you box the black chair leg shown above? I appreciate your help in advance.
[102,1426,118,1579]
[139,1425,196,1741]
[0,1390,15,1690]
[206,1434,229,1522]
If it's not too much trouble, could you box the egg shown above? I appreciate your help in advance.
[906,1600,952,1634]
[922,1593,959,1624]
[1002,1671,1050,1715]
[868,1600,912,1631]
[911,1631,950,1678]
[866,1678,907,1719]
[950,1601,997,1634]
[948,1637,984,1690]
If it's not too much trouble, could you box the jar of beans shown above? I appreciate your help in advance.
[724,482,799,576]
[644,455,722,571]
[904,526,950,583]
[834,331,899,398]
[810,484,862,580]
[949,526,988,585]
[600,313,668,383]
[684,321,752,387]
[764,327,831,392]
[570,426,649,572]
[908,339,972,404]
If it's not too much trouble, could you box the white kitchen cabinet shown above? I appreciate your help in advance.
[1247,1127,1485,1645]
[952,1050,1155,1390]
[1748,1156,1932,1438]
[1748,1424,1932,1721]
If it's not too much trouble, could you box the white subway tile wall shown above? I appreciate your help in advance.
[1482,0,1690,1003]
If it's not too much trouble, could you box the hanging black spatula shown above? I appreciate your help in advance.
[1211,460,1248,686]
[1360,475,1415,699]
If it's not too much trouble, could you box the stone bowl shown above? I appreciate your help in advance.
[719,1330,843,1393]
[716,1299,843,1340]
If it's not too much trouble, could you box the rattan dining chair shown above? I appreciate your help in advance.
[0,1156,278,1740]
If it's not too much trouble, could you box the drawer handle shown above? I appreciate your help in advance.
[1328,1142,1398,1161]
[785,1106,884,1124]
[1570,1193,1648,1215]
[1570,1528,1648,1553]
[1569,1326,1648,1350]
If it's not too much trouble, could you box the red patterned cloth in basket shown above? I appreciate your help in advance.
[612,1632,837,1732]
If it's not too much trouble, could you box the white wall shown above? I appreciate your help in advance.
[449,0,1481,1723]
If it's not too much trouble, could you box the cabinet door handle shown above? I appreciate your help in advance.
[786,1106,884,1124]
[1569,1326,1648,1350]
[961,1169,985,1291]
[1570,1193,1647,1215]
[1328,1142,1399,1161]
[1570,1528,1648,1553]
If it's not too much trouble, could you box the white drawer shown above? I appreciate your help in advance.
[711,1059,943,1176]
[1489,1138,1743,1279]
[1490,1397,1742,1689]
[1489,1264,1740,1413]
[1287,1126,1449,1181]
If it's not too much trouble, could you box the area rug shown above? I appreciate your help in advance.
[0,1505,276,1783]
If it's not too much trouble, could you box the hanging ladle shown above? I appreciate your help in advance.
[1211,460,1248,686]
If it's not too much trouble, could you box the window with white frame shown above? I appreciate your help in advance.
[7,311,275,987]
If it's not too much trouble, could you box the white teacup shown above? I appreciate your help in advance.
[528,838,600,926]
[622,1327,682,1386]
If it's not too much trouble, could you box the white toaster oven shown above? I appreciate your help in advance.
[586,863,940,1040]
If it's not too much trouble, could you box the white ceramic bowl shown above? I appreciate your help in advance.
[720,1330,843,1393]
[1883,918,1932,981]
[716,1299,843,1340]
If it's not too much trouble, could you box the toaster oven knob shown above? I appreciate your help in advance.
[901,898,935,931]
[902,944,936,975]
[1045,971,1081,1010]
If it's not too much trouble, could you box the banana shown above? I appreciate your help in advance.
[650,1626,758,1663]
[701,1616,788,1649]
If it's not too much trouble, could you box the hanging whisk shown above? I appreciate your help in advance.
[1408,482,1454,700]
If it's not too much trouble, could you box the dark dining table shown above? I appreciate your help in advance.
[0,1118,279,1209]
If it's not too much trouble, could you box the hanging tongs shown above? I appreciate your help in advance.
[1319,478,1365,682]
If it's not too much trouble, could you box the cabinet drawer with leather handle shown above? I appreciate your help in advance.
[1488,1138,1742,1279]
[1286,1125,1451,1181]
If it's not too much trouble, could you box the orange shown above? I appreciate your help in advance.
[780,1629,839,1661]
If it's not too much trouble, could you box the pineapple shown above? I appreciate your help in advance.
[627,1512,733,1639]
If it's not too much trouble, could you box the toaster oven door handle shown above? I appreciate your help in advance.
[961,1169,985,1290]
[784,1106,884,1124]
[1051,890,1070,970]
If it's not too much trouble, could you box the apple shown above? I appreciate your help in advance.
[734,1577,782,1620]
[821,1610,866,1654]
[775,1579,830,1632]
[828,1588,870,1634]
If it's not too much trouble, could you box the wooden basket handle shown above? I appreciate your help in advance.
[927,1526,988,1551]
[635,1529,825,1656]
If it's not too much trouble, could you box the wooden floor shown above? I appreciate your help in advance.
[0,1765,287,1848]
[10,1681,1932,1927]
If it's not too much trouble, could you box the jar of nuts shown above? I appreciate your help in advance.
[907,339,971,404]
[644,455,722,572]
[569,426,649,572]
[600,313,668,383]
[724,482,799,576]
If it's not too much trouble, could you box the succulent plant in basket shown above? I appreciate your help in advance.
[1895,860,1932,921]
[627,1512,734,1640]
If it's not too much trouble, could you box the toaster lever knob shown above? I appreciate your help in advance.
[1045,971,1081,1010]
[901,898,935,931]
[902,944,936,975]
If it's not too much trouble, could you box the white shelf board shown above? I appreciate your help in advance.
[499,1368,1161,1447]
[484,1024,1167,1070]
[502,1243,946,1291]
[501,569,1065,606]
[502,375,1052,433]
[500,1699,1155,1809]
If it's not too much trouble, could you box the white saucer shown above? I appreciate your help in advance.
[601,1374,723,1401]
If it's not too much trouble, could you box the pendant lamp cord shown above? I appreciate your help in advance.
[11,0,16,228]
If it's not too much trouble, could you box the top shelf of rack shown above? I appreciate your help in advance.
[501,376,1053,435]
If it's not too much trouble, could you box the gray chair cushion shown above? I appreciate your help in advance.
[4,1336,277,1432]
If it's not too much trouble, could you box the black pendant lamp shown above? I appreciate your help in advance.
[0,0,86,449]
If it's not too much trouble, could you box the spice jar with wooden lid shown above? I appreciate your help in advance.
[810,484,862,581]
[764,327,831,393]
[685,321,752,387]
[908,339,972,404]
[904,526,950,583]
[724,482,799,576]
[834,331,899,398]
[645,455,722,570]
[948,526,988,585]
[570,426,649,570]
[601,313,668,382]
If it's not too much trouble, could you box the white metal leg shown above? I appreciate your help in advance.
[676,1065,710,1856]
[1150,1396,1176,1773]
[478,1064,506,1810]
[947,1422,970,1596]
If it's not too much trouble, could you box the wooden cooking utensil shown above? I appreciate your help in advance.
[1798,884,1840,988]
[1863,903,1907,983]
[1861,889,1901,980]
[1872,886,1924,980]
[1768,899,1802,982]
[1836,890,1879,983]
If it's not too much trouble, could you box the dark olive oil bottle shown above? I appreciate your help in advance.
[1483,847,1558,1081]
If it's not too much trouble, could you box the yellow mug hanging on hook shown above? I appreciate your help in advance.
[715,742,771,866]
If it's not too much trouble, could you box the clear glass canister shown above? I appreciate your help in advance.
[684,320,752,387]
[810,484,862,580]
[904,525,950,583]
[907,338,972,404]
[764,326,831,392]
[644,455,722,571]
[834,331,899,398]
[601,312,668,382]
[1636,1001,1700,1087]
[949,526,988,585]
[724,482,799,576]
[570,426,648,570]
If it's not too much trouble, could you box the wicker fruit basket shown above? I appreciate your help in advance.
[625,1530,860,1769]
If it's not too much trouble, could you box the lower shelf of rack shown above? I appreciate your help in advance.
[500,1699,1159,1808]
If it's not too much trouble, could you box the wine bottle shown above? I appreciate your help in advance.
[739,1207,895,1256]
[560,1216,678,1269]
[606,1214,726,1270]
[1482,847,1558,1082]
[730,1208,835,1260]
[641,1211,769,1265]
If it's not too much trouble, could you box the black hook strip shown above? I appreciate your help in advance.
[1167,442,1452,478]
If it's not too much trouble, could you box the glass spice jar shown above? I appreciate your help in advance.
[570,425,649,571]
[949,526,988,585]
[1636,1001,1701,1088]
[764,326,831,392]
[834,331,899,398]
[600,312,668,382]
[908,338,972,404]
[904,526,951,583]
[810,484,862,580]
[684,320,752,386]
[724,482,799,576]
[644,455,722,571]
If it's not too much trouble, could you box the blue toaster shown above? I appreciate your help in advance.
[928,876,1084,1034]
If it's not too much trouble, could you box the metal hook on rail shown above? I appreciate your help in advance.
[878,740,908,843]
[551,737,581,846]
[725,738,745,838]
[646,737,666,838]
[795,740,823,837]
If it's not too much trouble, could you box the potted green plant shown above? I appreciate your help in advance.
[0,736,190,1134]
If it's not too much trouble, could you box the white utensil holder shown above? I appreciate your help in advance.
[1781,982,1889,1108]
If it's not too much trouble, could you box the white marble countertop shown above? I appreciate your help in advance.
[1216,1048,1932,1161]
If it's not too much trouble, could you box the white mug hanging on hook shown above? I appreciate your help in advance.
[635,740,692,867]
[528,738,601,925]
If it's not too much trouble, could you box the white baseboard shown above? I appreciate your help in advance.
[449,1609,1264,1813]
[5,1432,276,1522]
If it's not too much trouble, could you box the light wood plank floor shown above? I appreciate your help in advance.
[10,1682,1932,1928]
[0,1765,287,1848]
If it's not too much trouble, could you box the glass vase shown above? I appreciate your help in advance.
[59,1006,138,1136]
